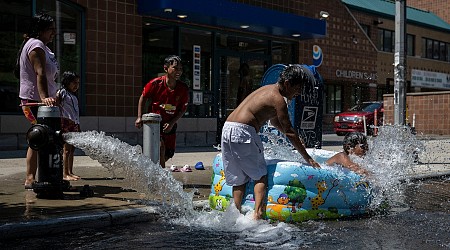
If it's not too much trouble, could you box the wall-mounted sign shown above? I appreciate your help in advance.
[192,91,203,105]
[336,69,377,81]
[63,33,76,44]
[193,45,201,90]
[312,45,323,67]
[411,69,450,90]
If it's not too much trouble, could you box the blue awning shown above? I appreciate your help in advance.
[137,0,327,39]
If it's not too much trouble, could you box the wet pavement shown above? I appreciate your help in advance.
[0,134,449,242]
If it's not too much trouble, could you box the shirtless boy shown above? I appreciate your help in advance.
[326,132,370,176]
[221,64,320,220]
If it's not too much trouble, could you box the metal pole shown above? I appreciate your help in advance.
[142,113,162,164]
[394,0,407,125]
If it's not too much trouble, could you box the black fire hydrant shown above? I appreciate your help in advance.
[26,106,68,199]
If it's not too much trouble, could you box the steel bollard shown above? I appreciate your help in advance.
[142,113,162,164]
[26,106,67,199]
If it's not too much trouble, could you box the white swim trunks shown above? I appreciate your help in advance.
[221,121,266,186]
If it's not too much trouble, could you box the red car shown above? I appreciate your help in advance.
[333,101,383,136]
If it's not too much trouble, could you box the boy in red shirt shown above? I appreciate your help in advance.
[135,55,189,169]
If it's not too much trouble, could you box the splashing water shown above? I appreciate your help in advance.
[63,125,427,248]
[63,130,324,248]
[363,125,424,210]
[64,131,195,217]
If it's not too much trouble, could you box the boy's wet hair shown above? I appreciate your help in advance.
[278,64,315,87]
[61,71,79,89]
[28,12,54,38]
[164,55,182,67]
[343,132,368,153]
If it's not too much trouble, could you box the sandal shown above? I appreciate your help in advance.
[180,165,192,172]
[170,165,180,172]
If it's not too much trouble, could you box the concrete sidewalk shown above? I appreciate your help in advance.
[1,139,449,241]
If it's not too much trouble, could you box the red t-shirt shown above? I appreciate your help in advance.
[142,75,189,123]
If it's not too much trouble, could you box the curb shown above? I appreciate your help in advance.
[0,206,159,241]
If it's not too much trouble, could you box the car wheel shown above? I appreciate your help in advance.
[336,132,346,136]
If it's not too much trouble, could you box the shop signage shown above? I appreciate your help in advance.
[312,45,323,67]
[193,45,201,90]
[335,69,377,81]
[411,69,450,90]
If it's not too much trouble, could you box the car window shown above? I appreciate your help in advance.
[350,103,382,112]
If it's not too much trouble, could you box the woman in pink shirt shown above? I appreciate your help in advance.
[17,13,59,188]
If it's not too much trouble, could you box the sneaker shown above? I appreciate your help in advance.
[180,165,192,172]
[170,165,180,172]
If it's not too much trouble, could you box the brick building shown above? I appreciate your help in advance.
[0,0,449,150]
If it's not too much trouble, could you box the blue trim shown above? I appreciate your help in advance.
[138,0,326,39]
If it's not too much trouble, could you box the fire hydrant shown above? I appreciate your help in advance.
[26,106,68,199]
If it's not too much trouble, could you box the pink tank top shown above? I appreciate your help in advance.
[19,38,59,101]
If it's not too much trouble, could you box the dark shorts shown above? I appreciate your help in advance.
[161,123,177,159]
[61,117,81,133]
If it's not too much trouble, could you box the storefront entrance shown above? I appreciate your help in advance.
[215,50,270,141]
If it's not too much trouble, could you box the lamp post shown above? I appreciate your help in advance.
[394,0,407,125]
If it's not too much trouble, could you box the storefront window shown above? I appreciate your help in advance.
[0,0,83,114]
[0,0,32,113]
[180,28,213,117]
[325,84,341,114]
[272,42,294,64]
[142,23,175,83]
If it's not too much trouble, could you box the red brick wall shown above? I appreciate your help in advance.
[70,0,142,117]
[383,92,450,135]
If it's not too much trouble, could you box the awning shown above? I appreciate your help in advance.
[137,0,327,39]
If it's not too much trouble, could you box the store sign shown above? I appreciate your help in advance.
[193,45,201,90]
[335,69,377,81]
[411,69,450,90]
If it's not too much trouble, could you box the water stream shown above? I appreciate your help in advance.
[58,125,449,249]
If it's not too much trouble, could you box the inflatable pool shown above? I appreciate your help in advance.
[209,149,372,222]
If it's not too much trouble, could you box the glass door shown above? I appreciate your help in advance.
[215,50,269,142]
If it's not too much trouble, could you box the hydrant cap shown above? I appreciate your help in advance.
[26,125,49,150]
[37,106,61,118]
[142,113,162,122]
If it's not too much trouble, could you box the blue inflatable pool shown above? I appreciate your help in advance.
[209,150,372,222]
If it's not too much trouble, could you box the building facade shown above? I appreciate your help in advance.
[0,0,449,150]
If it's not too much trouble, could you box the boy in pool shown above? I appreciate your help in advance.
[221,65,320,220]
[326,132,370,175]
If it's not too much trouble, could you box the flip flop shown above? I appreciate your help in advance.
[180,165,192,172]
[195,161,205,170]
[170,165,180,172]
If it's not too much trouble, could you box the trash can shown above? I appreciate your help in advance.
[260,64,323,148]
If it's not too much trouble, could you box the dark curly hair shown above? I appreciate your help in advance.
[27,12,55,38]
[61,71,79,90]
[278,64,315,87]
[343,132,368,154]
[164,55,182,67]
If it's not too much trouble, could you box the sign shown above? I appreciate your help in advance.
[411,69,450,90]
[336,69,377,81]
[193,45,201,90]
[312,45,323,67]
[63,33,76,44]
[300,106,318,130]
[192,91,203,105]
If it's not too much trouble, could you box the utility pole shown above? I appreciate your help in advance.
[394,0,407,125]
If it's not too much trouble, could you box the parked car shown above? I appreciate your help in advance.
[333,101,383,136]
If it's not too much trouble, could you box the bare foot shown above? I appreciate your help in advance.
[70,173,81,180]
[24,178,35,189]
[63,175,79,181]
